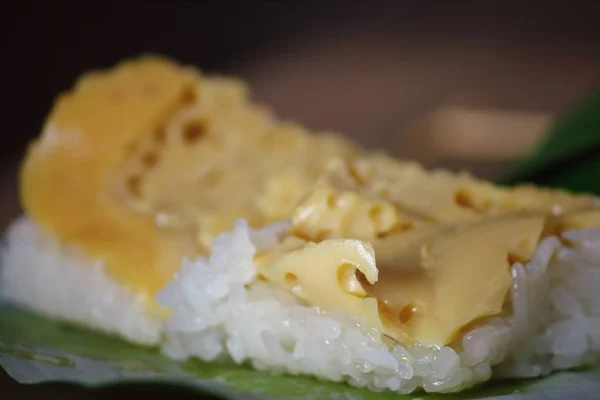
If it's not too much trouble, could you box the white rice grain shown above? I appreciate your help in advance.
[0,217,162,345]
[3,215,600,394]
[158,219,600,394]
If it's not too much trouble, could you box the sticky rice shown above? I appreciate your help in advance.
[1,217,162,344]
[3,215,600,394]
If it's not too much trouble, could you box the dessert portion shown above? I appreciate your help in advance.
[2,56,599,394]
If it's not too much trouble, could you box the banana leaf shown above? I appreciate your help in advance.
[1,301,600,399]
[496,88,600,194]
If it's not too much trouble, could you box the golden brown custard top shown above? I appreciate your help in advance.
[21,56,358,311]
[22,56,600,340]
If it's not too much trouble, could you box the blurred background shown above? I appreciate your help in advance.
[2,0,600,397]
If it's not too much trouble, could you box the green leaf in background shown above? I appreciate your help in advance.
[2,305,600,400]
[497,88,600,194]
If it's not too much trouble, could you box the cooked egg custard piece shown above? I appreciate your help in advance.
[261,202,600,346]
[310,155,597,225]
[260,158,600,346]
[22,55,600,341]
[21,57,201,305]
[260,213,546,346]
[21,56,359,310]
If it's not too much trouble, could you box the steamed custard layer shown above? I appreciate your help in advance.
[22,56,600,343]
[257,157,600,345]
[22,56,358,308]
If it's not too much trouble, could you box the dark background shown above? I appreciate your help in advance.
[4,1,600,163]
[2,1,600,398]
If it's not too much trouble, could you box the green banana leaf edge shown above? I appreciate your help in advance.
[496,88,600,194]
[1,303,600,400]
